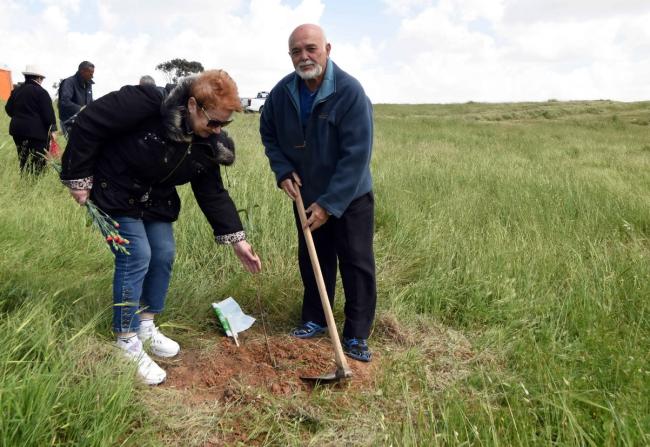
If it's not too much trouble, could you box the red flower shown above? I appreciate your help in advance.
[49,139,61,157]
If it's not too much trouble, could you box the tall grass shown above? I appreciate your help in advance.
[374,102,650,445]
[1,100,649,445]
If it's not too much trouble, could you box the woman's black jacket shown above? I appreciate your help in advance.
[60,79,245,244]
[5,79,57,140]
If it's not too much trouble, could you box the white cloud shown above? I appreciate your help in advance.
[97,2,117,31]
[41,6,69,33]
[42,0,80,13]
[353,0,650,102]
[503,19,620,63]
[0,0,326,98]
[0,0,648,103]
[451,0,504,23]
[502,0,650,23]
[382,0,433,17]
[329,36,381,83]
[398,6,496,53]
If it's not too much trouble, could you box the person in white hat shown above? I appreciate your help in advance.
[4,64,58,175]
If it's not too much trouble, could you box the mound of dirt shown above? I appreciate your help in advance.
[159,332,378,401]
[157,312,479,408]
[145,317,480,446]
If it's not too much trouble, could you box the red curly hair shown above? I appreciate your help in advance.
[191,69,242,112]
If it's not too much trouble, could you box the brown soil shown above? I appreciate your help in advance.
[159,331,379,402]
[146,315,480,446]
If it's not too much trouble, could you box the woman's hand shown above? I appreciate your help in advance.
[69,188,90,206]
[232,240,262,273]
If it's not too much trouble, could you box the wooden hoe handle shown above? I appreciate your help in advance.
[294,188,351,373]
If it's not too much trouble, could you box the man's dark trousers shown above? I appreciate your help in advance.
[293,191,376,339]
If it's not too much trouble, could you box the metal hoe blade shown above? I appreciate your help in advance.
[300,366,353,384]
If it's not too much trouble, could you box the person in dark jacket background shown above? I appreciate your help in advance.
[58,60,94,137]
[61,69,262,385]
[5,64,58,175]
[260,24,376,362]
[139,75,156,86]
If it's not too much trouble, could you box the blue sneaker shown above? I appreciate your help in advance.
[343,337,372,362]
[290,321,326,339]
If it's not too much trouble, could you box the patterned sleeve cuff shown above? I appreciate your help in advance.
[61,176,93,190]
[215,231,246,245]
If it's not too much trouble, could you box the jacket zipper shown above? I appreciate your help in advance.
[303,97,328,147]
[159,143,192,184]
[291,86,330,149]
[138,143,192,218]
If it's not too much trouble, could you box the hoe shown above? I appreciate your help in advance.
[295,188,353,384]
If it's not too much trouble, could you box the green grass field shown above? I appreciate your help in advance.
[1,99,649,446]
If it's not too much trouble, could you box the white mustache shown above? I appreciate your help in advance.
[295,61,323,80]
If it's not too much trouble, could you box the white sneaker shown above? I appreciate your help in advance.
[137,324,180,358]
[117,337,166,386]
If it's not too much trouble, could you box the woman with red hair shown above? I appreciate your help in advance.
[60,70,261,385]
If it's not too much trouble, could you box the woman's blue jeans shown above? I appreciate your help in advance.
[112,217,175,334]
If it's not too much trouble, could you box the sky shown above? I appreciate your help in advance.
[1,0,649,103]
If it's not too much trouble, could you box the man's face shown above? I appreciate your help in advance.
[80,67,94,82]
[288,26,330,81]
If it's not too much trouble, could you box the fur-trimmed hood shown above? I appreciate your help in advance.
[60,80,244,234]
[160,76,235,166]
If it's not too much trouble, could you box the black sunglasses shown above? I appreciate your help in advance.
[200,106,233,129]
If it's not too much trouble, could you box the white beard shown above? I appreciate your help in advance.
[295,62,323,80]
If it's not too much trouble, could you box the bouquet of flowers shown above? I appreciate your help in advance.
[46,154,130,255]
[85,203,130,255]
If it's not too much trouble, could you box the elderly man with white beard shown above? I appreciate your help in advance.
[260,23,376,362]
